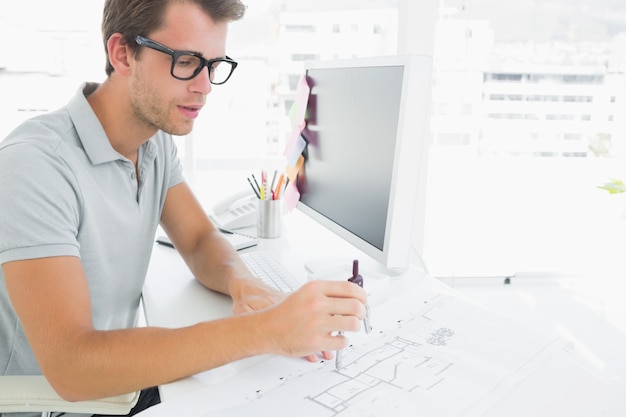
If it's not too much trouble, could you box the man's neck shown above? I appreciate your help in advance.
[86,79,156,163]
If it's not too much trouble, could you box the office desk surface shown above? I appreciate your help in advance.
[142,209,402,399]
[143,243,259,399]
[141,211,626,416]
[450,276,626,390]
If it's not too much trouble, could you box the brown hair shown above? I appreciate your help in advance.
[101,0,246,76]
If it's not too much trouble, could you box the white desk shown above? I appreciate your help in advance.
[143,208,402,400]
[140,210,626,417]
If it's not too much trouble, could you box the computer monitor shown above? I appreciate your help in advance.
[296,54,433,274]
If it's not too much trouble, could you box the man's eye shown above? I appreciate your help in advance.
[176,56,197,68]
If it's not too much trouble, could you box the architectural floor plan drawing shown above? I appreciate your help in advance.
[217,291,567,417]
[138,281,626,417]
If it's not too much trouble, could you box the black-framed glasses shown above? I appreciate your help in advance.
[135,35,238,84]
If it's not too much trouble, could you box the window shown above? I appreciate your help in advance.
[426,0,626,277]
[284,24,315,33]
[3,1,625,279]
[0,0,105,139]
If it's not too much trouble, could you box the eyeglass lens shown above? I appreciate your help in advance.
[173,54,233,84]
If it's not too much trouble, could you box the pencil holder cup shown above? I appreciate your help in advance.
[257,199,282,238]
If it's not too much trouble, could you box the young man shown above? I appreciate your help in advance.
[0,0,367,415]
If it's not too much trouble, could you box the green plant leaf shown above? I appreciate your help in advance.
[598,178,626,194]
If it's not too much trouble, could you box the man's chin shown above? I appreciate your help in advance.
[163,123,194,137]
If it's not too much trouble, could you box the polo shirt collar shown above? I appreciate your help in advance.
[66,82,125,166]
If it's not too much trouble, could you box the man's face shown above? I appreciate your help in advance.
[129,2,229,136]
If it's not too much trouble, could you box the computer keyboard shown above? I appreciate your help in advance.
[240,251,300,293]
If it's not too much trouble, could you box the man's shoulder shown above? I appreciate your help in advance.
[0,110,81,187]
[0,82,94,154]
[1,108,74,155]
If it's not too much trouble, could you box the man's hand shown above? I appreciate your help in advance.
[230,277,286,315]
[258,280,368,361]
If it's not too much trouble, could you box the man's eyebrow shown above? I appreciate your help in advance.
[181,47,204,57]
[181,48,226,60]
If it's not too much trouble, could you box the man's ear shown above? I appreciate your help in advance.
[107,33,133,76]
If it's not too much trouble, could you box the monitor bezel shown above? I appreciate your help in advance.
[296,54,433,271]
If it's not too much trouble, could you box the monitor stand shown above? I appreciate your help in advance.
[304,258,404,306]
[304,257,405,279]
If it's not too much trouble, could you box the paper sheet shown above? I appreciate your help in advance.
[137,281,626,417]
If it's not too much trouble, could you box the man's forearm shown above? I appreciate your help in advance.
[180,229,252,295]
[46,313,268,401]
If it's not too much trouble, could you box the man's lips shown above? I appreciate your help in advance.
[178,105,203,119]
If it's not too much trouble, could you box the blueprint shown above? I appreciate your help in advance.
[137,280,626,417]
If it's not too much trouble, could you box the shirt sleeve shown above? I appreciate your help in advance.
[0,140,81,264]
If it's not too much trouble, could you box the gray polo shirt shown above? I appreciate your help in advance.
[0,82,184,379]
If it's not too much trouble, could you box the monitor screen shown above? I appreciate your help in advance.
[297,55,433,271]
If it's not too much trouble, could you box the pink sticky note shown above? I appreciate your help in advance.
[289,76,310,130]
[283,76,310,158]
[284,181,301,212]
